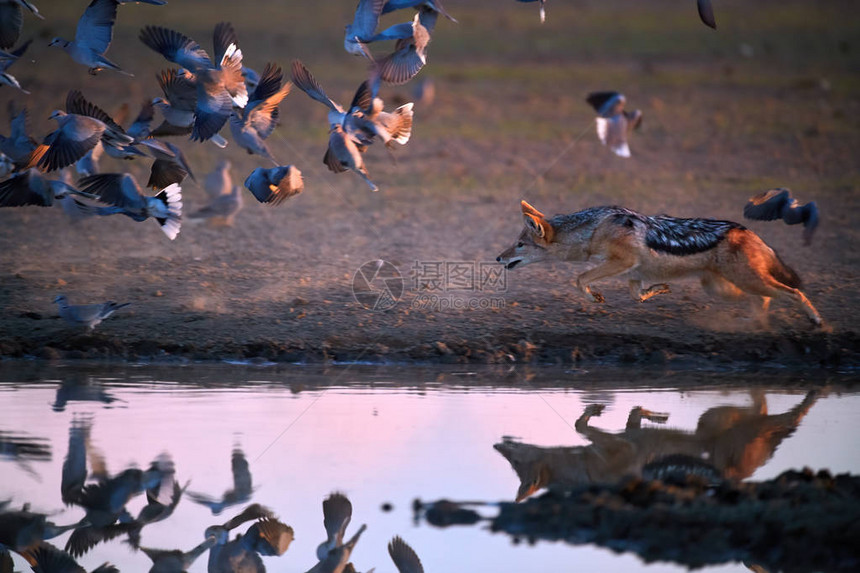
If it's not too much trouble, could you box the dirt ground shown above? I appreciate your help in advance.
[0,0,858,367]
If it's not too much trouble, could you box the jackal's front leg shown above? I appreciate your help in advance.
[628,280,671,302]
[576,258,636,303]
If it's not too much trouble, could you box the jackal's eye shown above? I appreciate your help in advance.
[516,241,524,248]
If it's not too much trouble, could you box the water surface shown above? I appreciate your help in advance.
[1,364,856,572]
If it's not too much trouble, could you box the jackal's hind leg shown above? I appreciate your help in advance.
[758,276,823,327]
[753,297,772,328]
[629,280,671,302]
[701,272,745,300]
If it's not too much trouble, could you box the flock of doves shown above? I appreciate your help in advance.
[0,0,821,329]
[0,418,425,572]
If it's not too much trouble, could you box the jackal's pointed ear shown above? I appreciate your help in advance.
[523,212,545,238]
[523,211,554,242]
[520,200,544,219]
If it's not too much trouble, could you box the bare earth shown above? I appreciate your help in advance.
[0,0,858,368]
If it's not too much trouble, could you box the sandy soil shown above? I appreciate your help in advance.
[0,0,858,368]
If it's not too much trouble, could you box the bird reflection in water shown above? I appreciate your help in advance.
[188,446,254,515]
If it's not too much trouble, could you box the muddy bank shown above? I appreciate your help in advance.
[0,323,858,369]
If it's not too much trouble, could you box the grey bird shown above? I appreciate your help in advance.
[0,507,82,554]
[204,504,292,573]
[22,541,118,573]
[306,523,367,573]
[229,63,291,165]
[73,173,183,239]
[207,516,294,573]
[585,91,642,158]
[64,460,170,557]
[204,158,231,199]
[373,12,432,86]
[0,104,38,166]
[0,38,31,93]
[382,0,457,23]
[39,90,135,172]
[74,142,103,177]
[54,294,130,331]
[0,0,42,51]
[243,166,303,206]
[140,22,248,144]
[0,151,11,177]
[138,537,217,573]
[61,416,91,505]
[316,493,352,561]
[344,0,385,57]
[48,0,166,76]
[326,124,378,191]
[290,59,357,129]
[352,97,414,149]
[388,536,424,573]
[139,138,196,189]
[189,184,243,225]
[290,61,379,191]
[516,0,546,23]
[698,0,716,29]
[150,68,227,148]
[744,187,818,246]
[0,168,95,207]
[187,447,255,515]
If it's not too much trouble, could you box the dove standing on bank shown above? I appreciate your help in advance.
[744,187,819,245]
[0,0,42,51]
[244,166,303,205]
[585,91,642,158]
[54,295,131,331]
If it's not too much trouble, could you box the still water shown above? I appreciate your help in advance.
[1,363,857,572]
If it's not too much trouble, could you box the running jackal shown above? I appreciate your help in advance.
[496,201,822,326]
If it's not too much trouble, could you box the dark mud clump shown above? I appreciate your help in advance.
[490,468,860,571]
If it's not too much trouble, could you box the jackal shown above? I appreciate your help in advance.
[496,200,822,326]
[495,390,819,501]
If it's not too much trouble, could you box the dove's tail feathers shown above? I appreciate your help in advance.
[154,183,183,239]
[388,103,414,145]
